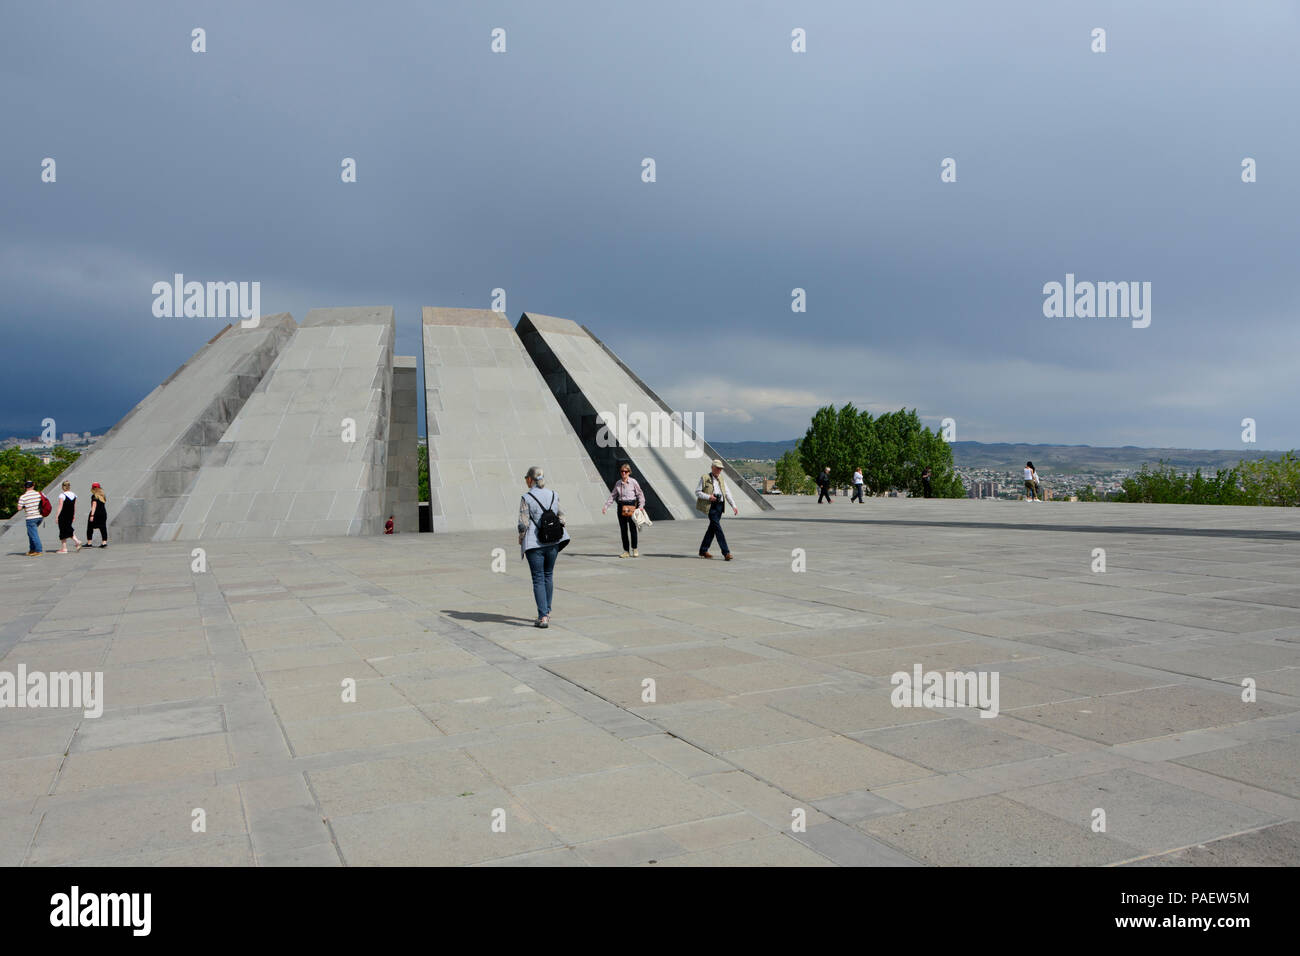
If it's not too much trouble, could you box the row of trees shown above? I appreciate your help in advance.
[0,447,81,515]
[1084,453,1300,506]
[774,405,964,498]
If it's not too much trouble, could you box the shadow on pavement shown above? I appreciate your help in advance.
[440,610,534,627]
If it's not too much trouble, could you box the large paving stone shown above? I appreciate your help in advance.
[1173,737,1300,799]
[515,765,738,844]
[727,735,934,799]
[1004,768,1279,852]
[861,794,1138,866]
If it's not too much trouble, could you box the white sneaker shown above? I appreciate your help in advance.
[631,548,639,557]
[619,551,630,558]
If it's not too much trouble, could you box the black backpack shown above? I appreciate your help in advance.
[528,491,564,544]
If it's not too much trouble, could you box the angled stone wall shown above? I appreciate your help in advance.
[517,312,769,520]
[4,314,297,548]
[421,307,609,532]
[159,307,396,539]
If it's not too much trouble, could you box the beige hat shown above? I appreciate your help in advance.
[711,459,724,469]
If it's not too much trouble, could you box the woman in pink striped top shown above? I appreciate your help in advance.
[602,464,646,557]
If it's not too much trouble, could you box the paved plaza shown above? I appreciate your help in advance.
[1,497,1298,866]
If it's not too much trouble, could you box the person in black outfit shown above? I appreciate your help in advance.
[816,466,833,503]
[55,481,83,553]
[86,482,109,547]
[921,467,933,499]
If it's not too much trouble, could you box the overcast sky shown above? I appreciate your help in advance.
[3,0,1297,450]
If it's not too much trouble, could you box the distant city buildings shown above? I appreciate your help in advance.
[2,431,103,453]
[958,467,1130,500]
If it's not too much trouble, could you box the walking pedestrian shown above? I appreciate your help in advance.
[816,466,833,503]
[517,466,569,628]
[55,481,83,553]
[921,467,933,499]
[602,463,646,557]
[86,482,109,546]
[696,459,738,560]
[851,466,864,503]
[12,479,44,555]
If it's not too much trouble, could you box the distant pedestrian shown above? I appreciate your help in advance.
[696,459,737,560]
[384,515,394,534]
[851,467,865,503]
[55,481,83,553]
[12,479,44,555]
[921,467,933,499]
[816,466,833,503]
[517,466,569,628]
[1023,462,1039,502]
[86,482,108,546]
[602,463,646,558]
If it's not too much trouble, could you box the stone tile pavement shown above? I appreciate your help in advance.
[1,497,1297,866]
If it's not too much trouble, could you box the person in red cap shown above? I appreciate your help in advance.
[86,482,109,547]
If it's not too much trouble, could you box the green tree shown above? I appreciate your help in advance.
[774,449,810,495]
[1118,460,1249,505]
[418,446,429,502]
[798,406,839,488]
[0,446,81,515]
[909,424,964,498]
[1238,452,1300,506]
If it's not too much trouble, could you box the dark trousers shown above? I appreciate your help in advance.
[817,485,831,503]
[923,479,932,498]
[617,506,638,550]
[698,500,729,556]
[851,483,863,502]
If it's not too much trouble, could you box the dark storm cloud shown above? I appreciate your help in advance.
[2,0,1296,448]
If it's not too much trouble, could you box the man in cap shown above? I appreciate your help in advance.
[695,459,738,560]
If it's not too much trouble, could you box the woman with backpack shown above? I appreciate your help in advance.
[86,482,109,546]
[602,463,646,558]
[517,466,569,628]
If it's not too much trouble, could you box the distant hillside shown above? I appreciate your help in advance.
[711,439,1288,472]
[710,440,799,459]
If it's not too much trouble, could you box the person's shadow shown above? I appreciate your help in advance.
[441,610,535,627]
[565,552,695,559]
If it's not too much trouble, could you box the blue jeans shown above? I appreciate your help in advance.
[26,518,42,553]
[525,544,559,616]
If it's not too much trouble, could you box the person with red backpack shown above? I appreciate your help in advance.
[12,479,46,555]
